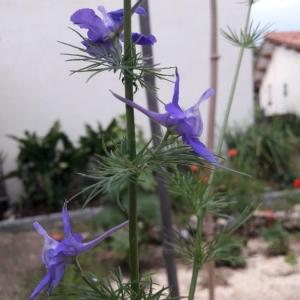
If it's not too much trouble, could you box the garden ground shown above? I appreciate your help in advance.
[1,230,300,300]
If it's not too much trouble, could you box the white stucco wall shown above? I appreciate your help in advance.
[260,46,300,117]
[0,0,253,202]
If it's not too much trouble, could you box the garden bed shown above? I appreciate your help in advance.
[1,228,300,300]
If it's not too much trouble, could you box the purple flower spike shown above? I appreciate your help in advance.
[29,201,128,300]
[71,4,156,58]
[110,69,218,165]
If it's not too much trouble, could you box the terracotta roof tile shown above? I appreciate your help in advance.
[265,32,300,50]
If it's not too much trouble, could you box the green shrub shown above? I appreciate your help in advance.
[225,118,299,188]
[215,236,247,268]
[7,121,86,212]
[5,117,143,214]
[261,222,289,256]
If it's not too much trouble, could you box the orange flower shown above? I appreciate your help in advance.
[200,175,209,183]
[51,232,64,241]
[293,178,300,189]
[191,165,199,173]
[228,148,238,157]
[219,183,227,191]
[232,177,239,183]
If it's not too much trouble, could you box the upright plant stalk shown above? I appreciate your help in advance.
[123,0,139,297]
[188,212,204,300]
[188,2,253,299]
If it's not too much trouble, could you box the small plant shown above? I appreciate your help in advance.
[215,236,247,268]
[261,222,289,256]
[285,253,298,266]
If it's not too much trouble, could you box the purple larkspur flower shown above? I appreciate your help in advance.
[71,5,156,58]
[29,201,128,300]
[111,69,218,165]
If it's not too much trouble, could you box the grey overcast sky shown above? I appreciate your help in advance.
[251,0,300,31]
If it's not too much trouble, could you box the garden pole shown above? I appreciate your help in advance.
[138,1,180,297]
[206,0,219,299]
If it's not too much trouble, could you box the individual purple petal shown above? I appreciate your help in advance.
[183,105,203,136]
[33,222,59,266]
[186,138,218,165]
[47,264,67,294]
[164,103,184,127]
[72,233,84,242]
[62,201,71,238]
[183,88,214,137]
[98,6,116,32]
[110,91,169,127]
[135,6,147,17]
[172,68,180,108]
[70,9,109,42]
[197,88,214,105]
[176,121,198,140]
[54,239,77,257]
[78,220,129,254]
[165,102,183,117]
[29,273,51,300]
[106,9,124,31]
[131,33,157,45]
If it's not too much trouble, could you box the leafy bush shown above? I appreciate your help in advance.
[212,171,264,216]
[4,118,133,214]
[215,236,247,268]
[6,121,86,212]
[261,222,289,256]
[225,118,299,188]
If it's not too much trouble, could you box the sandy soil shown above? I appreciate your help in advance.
[154,239,300,300]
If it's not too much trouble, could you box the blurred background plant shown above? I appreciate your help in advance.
[2,116,148,215]
[261,222,289,256]
[5,121,85,213]
[214,236,247,268]
[0,151,10,220]
[225,113,300,190]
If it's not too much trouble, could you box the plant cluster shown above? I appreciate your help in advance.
[5,118,144,213]
[225,115,300,189]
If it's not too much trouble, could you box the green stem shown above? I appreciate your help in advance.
[123,0,139,298]
[188,3,253,299]
[207,0,253,192]
[74,259,94,289]
[188,211,204,299]
[188,263,199,300]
